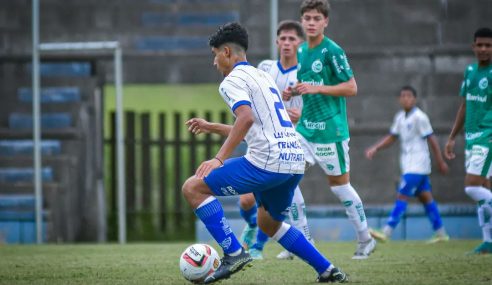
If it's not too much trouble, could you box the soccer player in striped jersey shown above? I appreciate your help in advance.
[445,27,492,254]
[283,0,376,259]
[183,22,347,283]
[365,86,450,243]
[238,20,314,261]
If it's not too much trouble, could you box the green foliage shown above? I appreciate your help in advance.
[103,84,229,242]
[104,83,227,117]
[1,241,491,284]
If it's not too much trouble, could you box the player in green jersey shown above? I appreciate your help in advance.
[283,0,376,259]
[445,27,492,254]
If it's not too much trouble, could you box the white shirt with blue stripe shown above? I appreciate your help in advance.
[257,60,303,110]
[390,107,433,175]
[219,62,305,174]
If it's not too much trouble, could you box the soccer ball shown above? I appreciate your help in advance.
[179,243,221,282]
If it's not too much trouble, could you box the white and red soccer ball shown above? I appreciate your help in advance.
[179,243,221,282]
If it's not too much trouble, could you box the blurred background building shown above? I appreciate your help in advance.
[0,0,490,243]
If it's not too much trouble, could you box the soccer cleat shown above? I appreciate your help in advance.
[352,238,376,260]
[369,228,388,243]
[317,267,348,283]
[239,224,258,250]
[468,241,492,255]
[249,248,264,260]
[276,250,295,260]
[203,248,253,284]
[426,233,450,244]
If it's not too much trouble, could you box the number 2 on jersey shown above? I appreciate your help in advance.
[269,87,293,128]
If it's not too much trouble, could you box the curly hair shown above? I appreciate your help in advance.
[300,0,330,17]
[208,22,248,51]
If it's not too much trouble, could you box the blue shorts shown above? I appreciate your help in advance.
[204,157,303,221]
[397,173,431,197]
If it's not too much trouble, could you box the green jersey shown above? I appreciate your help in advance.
[296,36,353,143]
[459,63,492,145]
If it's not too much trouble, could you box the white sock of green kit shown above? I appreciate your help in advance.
[331,183,370,242]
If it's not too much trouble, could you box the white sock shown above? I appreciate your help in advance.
[228,248,242,256]
[272,222,291,241]
[196,196,216,209]
[483,223,492,242]
[435,227,447,237]
[478,205,492,242]
[289,186,313,243]
[465,186,492,203]
[382,225,393,237]
[320,264,335,277]
[331,183,370,242]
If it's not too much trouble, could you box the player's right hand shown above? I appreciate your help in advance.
[186,118,210,135]
[195,158,222,179]
[282,87,294,101]
[444,139,455,160]
[365,147,377,160]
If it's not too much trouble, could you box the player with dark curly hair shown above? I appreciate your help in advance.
[183,22,348,283]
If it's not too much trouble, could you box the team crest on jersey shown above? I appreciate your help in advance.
[479,77,488,90]
[311,60,323,73]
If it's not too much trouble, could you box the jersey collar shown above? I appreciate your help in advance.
[233,61,250,68]
[277,61,297,74]
[405,106,418,117]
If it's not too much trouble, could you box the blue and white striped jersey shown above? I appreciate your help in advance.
[219,62,305,174]
[257,60,303,110]
[390,107,433,175]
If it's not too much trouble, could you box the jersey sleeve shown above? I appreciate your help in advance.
[219,77,252,112]
[459,67,469,97]
[389,113,400,136]
[326,46,354,82]
[417,113,434,138]
[257,60,273,73]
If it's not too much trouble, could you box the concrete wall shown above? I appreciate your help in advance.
[197,198,481,241]
[1,0,490,205]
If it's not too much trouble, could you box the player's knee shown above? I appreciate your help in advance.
[182,177,202,200]
[417,192,433,203]
[465,174,487,187]
[257,218,281,237]
[239,193,255,210]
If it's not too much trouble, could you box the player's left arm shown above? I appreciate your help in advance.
[295,77,357,97]
[427,135,449,175]
[194,105,253,178]
[186,118,232,137]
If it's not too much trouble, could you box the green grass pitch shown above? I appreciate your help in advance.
[1,241,490,285]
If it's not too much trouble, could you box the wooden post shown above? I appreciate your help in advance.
[188,111,198,232]
[204,111,213,160]
[173,112,182,229]
[125,111,136,230]
[159,113,167,232]
[110,112,117,213]
[141,113,152,210]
